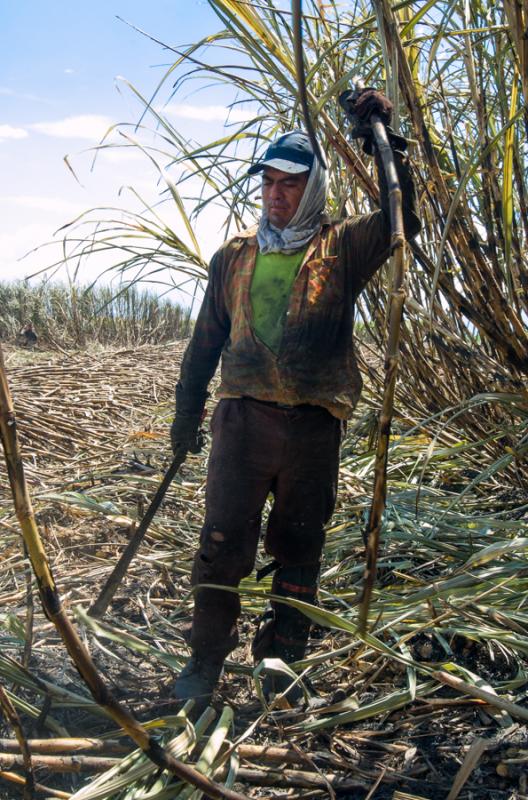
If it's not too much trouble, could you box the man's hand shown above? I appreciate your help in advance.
[350,87,393,125]
[339,87,406,154]
[170,412,204,457]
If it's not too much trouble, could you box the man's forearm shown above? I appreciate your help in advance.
[175,250,231,417]
[176,337,223,416]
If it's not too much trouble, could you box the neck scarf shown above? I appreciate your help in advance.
[256,157,327,254]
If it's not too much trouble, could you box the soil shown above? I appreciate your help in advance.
[1,342,527,799]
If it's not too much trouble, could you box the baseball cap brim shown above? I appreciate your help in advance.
[248,157,311,175]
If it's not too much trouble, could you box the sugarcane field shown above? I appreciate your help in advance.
[1,0,527,798]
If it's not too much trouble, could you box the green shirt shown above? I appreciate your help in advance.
[250,249,306,354]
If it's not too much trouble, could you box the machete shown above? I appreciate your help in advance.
[88,450,188,618]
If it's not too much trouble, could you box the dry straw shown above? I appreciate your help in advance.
[1,0,527,795]
[0,342,248,800]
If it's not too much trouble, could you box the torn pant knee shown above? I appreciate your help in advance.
[190,520,259,661]
[191,521,258,587]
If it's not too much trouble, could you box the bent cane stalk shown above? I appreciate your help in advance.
[358,116,406,635]
[0,771,69,800]
[0,343,249,800]
[291,0,327,169]
[0,684,34,800]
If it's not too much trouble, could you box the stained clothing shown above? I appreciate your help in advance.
[250,249,307,353]
[177,150,420,666]
[190,397,341,661]
[176,150,420,421]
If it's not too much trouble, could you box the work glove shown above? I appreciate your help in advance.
[170,412,204,457]
[339,87,407,155]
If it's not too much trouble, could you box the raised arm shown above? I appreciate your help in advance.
[338,87,421,293]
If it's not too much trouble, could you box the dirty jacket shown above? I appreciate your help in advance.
[177,152,420,420]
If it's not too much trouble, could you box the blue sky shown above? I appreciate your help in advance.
[1,1,248,301]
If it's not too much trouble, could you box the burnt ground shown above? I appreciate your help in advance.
[1,342,527,799]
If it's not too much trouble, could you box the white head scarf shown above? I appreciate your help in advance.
[256,156,328,254]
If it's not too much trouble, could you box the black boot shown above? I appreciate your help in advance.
[253,563,320,705]
[171,654,224,708]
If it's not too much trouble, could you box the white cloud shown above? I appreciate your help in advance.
[30,114,114,141]
[64,68,75,74]
[162,103,255,124]
[0,124,28,140]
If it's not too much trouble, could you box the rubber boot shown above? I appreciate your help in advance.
[171,653,224,711]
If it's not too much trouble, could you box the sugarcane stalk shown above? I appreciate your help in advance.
[0,685,34,800]
[433,670,528,722]
[22,543,34,668]
[0,753,119,774]
[214,766,368,791]
[290,0,405,636]
[357,113,406,635]
[0,771,69,800]
[0,738,129,755]
[291,0,327,169]
[0,343,249,800]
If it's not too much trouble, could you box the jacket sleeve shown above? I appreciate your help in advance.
[341,146,421,295]
[175,249,231,416]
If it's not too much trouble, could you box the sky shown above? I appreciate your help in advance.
[1,1,252,306]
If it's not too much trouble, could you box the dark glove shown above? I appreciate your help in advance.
[339,88,406,155]
[170,412,204,457]
[351,87,393,124]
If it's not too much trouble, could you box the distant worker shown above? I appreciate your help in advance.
[170,88,421,708]
[18,323,38,349]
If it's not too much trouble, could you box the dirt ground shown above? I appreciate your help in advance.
[1,342,527,799]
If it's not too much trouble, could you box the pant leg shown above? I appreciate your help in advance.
[261,406,342,661]
[190,399,281,661]
[265,405,341,566]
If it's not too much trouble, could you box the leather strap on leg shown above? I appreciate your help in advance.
[252,563,320,664]
[272,563,320,661]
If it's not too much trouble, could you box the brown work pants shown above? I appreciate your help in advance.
[190,397,342,661]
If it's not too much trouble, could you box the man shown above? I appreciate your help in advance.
[18,322,38,349]
[170,89,420,706]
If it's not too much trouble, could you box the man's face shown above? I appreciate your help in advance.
[261,166,309,229]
